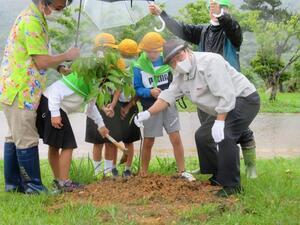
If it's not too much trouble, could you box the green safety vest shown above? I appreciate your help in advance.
[133,52,170,88]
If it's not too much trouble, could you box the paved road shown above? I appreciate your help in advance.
[0,112,300,159]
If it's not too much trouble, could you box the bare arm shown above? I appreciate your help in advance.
[32,47,80,70]
[110,90,121,108]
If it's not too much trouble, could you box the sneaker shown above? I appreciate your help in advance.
[58,180,84,193]
[216,186,244,198]
[208,175,220,186]
[112,168,119,177]
[122,170,132,178]
[181,172,196,182]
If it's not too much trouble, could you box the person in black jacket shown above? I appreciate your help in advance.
[149,0,258,179]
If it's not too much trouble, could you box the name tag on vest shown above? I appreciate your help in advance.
[141,71,169,88]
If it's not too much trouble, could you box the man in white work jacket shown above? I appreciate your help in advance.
[134,39,260,197]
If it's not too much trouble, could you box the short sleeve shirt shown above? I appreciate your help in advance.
[0,3,49,110]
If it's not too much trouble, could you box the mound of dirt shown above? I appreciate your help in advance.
[69,174,219,206]
[53,174,236,224]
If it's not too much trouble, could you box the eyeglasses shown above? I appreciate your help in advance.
[169,50,186,67]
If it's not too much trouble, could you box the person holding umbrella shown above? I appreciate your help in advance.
[134,40,260,197]
[133,32,195,181]
[0,0,80,194]
[148,0,258,179]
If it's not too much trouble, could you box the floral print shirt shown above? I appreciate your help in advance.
[0,3,49,110]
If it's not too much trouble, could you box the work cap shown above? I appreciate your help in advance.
[163,39,188,64]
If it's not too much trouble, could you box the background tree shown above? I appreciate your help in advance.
[241,0,291,21]
[248,11,300,100]
[177,0,210,25]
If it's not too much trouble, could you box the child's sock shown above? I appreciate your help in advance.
[93,160,102,169]
[104,160,113,174]
[125,166,131,171]
[93,160,103,175]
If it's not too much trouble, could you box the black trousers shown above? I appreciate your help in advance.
[195,92,260,186]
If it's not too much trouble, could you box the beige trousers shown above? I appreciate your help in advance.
[2,97,39,149]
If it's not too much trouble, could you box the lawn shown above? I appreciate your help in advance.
[176,91,300,113]
[0,157,299,225]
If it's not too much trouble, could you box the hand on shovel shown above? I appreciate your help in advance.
[97,126,110,138]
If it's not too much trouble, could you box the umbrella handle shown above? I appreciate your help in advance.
[154,15,165,32]
[75,0,84,47]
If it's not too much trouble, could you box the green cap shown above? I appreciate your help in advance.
[217,0,230,6]
[207,0,231,9]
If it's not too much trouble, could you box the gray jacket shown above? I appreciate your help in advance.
[159,52,256,116]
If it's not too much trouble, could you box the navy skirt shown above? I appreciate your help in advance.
[36,95,77,150]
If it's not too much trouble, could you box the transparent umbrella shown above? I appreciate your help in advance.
[83,0,166,31]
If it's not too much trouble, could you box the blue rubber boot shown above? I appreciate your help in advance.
[4,142,23,192]
[16,146,47,194]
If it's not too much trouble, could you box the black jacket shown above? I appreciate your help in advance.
[160,11,243,71]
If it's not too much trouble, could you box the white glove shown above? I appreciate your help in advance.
[211,120,225,143]
[134,110,151,128]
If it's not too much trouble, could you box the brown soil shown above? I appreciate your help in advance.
[57,174,235,224]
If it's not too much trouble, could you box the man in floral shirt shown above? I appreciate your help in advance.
[0,0,80,194]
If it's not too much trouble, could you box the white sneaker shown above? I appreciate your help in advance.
[181,172,196,182]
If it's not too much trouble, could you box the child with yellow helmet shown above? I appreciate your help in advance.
[117,38,141,177]
[133,32,195,181]
[85,33,124,177]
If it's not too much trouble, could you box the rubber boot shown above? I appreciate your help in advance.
[242,147,257,179]
[16,146,47,194]
[4,142,23,192]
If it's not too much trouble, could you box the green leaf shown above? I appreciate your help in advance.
[96,92,104,108]
[103,82,116,91]
[108,76,123,85]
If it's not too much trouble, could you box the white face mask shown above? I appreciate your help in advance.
[45,10,63,22]
[175,58,192,74]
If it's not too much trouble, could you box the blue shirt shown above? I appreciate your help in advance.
[133,56,170,109]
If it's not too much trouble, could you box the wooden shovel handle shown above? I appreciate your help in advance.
[105,134,128,155]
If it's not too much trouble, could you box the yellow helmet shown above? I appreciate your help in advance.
[118,39,140,57]
[94,33,118,51]
[138,32,165,52]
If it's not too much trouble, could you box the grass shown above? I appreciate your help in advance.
[0,157,299,225]
[176,91,300,113]
[259,91,300,113]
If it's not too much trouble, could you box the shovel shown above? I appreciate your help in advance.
[105,134,128,155]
